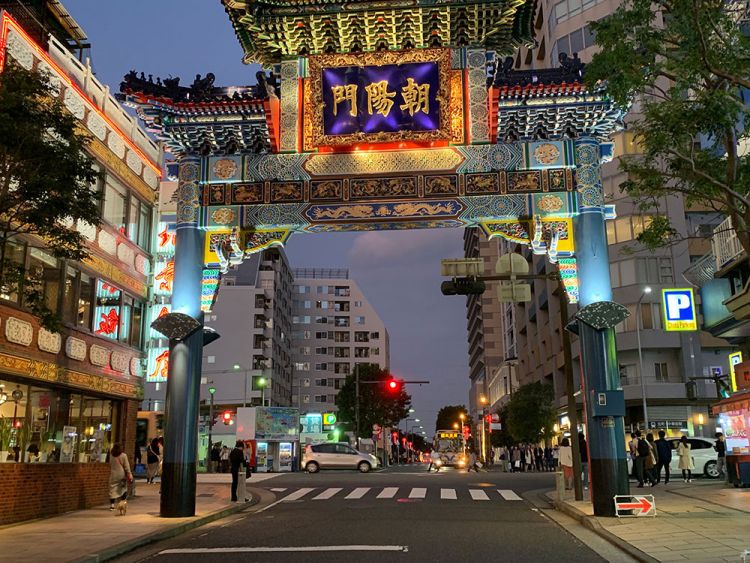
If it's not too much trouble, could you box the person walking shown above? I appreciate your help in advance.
[428,449,441,472]
[654,430,672,485]
[544,446,553,472]
[628,432,639,478]
[559,438,574,490]
[714,432,727,482]
[677,436,694,482]
[511,446,521,473]
[220,445,230,473]
[229,440,248,502]
[145,437,161,484]
[578,432,589,490]
[108,443,132,511]
[634,431,649,488]
[467,449,479,472]
[644,432,658,486]
[488,448,495,467]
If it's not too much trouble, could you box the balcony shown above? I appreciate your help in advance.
[712,216,745,272]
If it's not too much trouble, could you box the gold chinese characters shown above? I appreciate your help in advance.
[331,78,431,118]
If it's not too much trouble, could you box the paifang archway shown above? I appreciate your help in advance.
[121,0,628,518]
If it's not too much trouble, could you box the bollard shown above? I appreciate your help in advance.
[555,471,565,502]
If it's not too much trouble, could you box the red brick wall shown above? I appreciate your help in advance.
[0,463,110,525]
[120,399,139,462]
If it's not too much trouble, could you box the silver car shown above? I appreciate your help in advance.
[303,442,379,473]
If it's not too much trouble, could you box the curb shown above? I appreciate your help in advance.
[550,496,659,563]
[664,487,750,515]
[74,495,259,563]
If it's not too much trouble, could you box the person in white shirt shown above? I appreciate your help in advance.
[558,437,574,490]
[428,449,441,472]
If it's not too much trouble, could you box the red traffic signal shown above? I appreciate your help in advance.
[386,379,401,392]
[222,411,232,425]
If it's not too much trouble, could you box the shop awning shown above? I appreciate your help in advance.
[712,389,750,415]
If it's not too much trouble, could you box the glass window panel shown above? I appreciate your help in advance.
[620,260,636,286]
[583,24,597,48]
[1,240,26,303]
[606,221,616,244]
[568,0,582,16]
[138,204,151,251]
[27,248,61,313]
[78,273,93,328]
[569,28,584,54]
[641,302,653,329]
[615,217,631,242]
[555,1,568,23]
[120,295,133,345]
[94,280,121,340]
[102,176,128,233]
[128,198,139,244]
[62,266,78,324]
[0,381,28,461]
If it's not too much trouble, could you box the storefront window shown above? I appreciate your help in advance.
[0,380,28,462]
[94,280,121,340]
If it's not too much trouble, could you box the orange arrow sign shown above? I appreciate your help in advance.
[616,497,653,513]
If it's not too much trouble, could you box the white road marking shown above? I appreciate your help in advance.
[159,546,409,554]
[345,487,370,499]
[440,488,457,500]
[408,487,427,499]
[270,488,287,492]
[470,489,490,501]
[498,489,522,501]
[282,488,315,501]
[313,488,342,500]
[377,487,399,499]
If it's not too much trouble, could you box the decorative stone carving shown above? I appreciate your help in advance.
[65,337,87,361]
[98,230,117,255]
[86,111,107,140]
[135,254,149,275]
[107,133,126,159]
[6,29,34,70]
[36,60,62,96]
[89,344,109,367]
[37,329,62,354]
[5,317,33,346]
[77,220,97,242]
[63,87,86,120]
[126,151,143,175]
[143,167,159,190]
[117,242,135,267]
[130,357,143,377]
[110,351,129,373]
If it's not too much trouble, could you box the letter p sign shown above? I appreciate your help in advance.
[662,288,697,331]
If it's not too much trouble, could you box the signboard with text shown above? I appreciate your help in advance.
[661,288,698,332]
[308,49,451,147]
[729,352,744,392]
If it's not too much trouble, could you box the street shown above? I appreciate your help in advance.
[115,466,628,563]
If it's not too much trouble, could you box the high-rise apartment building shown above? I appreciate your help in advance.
[473,0,734,437]
[291,269,390,416]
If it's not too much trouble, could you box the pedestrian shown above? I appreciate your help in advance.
[210,443,221,473]
[146,437,161,484]
[677,435,694,482]
[628,432,638,478]
[645,432,658,486]
[489,448,495,467]
[578,432,589,490]
[524,446,533,472]
[468,449,481,472]
[714,432,727,482]
[134,443,142,466]
[654,430,672,485]
[544,446,553,472]
[552,445,559,469]
[220,445,230,473]
[512,446,521,472]
[428,449,441,472]
[229,440,248,502]
[559,437,573,490]
[534,446,543,472]
[108,443,133,512]
[635,430,649,487]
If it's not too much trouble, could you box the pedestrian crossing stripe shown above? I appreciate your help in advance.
[275,487,522,502]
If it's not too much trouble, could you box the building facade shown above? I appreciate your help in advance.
[479,0,734,438]
[291,269,390,417]
[0,6,161,524]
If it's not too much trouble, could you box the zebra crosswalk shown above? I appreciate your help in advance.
[270,486,524,503]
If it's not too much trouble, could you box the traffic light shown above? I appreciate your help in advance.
[386,378,401,392]
[222,411,232,425]
[440,278,486,296]
[391,431,399,445]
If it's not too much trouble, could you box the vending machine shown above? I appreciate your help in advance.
[279,442,293,472]
[256,442,269,472]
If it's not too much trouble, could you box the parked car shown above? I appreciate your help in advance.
[302,442,379,473]
[626,436,720,478]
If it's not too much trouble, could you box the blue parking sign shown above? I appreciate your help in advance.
[661,288,697,331]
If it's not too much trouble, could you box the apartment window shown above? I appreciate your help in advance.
[355,331,369,342]
[299,346,311,355]
[334,331,350,342]
[295,362,310,371]
[569,28,584,54]
[334,378,344,390]
[303,300,312,309]
[126,195,152,251]
[335,316,350,327]
[654,362,669,382]
[316,300,329,309]
[335,362,350,374]
[102,175,128,233]
[297,285,310,294]
[334,286,350,296]
[207,356,215,364]
[334,301,350,312]
[335,347,350,358]
[371,347,380,356]
[370,331,380,340]
[354,300,362,307]
[552,0,604,26]
[315,316,329,324]
[317,285,328,294]
[619,364,637,386]
[354,347,369,358]
[315,347,329,355]
[355,316,365,325]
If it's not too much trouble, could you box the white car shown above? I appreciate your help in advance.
[302,442,379,473]
[627,437,720,478]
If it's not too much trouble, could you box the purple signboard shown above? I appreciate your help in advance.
[321,62,441,137]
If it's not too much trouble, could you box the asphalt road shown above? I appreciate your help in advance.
[116,465,625,563]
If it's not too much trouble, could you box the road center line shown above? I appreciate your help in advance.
[345,487,370,499]
[159,546,409,554]
[408,487,426,499]
[498,489,522,501]
[377,487,399,498]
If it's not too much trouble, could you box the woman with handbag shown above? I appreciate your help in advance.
[145,437,161,484]
[677,435,694,482]
[109,443,133,511]
[645,433,658,486]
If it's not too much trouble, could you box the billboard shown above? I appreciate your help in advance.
[661,288,698,331]
[255,407,299,441]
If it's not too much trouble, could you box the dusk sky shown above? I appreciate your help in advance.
[64,0,471,431]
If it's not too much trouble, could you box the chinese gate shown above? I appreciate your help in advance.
[120,0,629,517]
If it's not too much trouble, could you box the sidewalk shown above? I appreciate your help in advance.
[0,473,282,563]
[552,481,750,562]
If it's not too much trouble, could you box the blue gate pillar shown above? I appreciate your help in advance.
[160,155,206,517]
[573,138,629,517]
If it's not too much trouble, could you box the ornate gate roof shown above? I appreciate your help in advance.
[222,0,536,64]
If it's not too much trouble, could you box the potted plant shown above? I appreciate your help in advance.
[39,427,57,462]
[0,418,11,462]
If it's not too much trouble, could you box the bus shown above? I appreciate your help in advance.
[433,430,466,467]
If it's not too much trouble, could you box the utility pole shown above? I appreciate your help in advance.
[207,385,216,473]
[354,364,360,449]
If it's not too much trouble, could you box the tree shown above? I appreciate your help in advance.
[335,364,411,437]
[489,405,514,449]
[585,0,750,252]
[0,62,101,331]
[504,382,556,444]
[434,404,468,432]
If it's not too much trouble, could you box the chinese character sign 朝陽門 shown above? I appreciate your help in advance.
[322,62,440,137]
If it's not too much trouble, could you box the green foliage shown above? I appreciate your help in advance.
[489,405,514,448]
[585,0,750,252]
[0,61,102,332]
[0,417,11,450]
[504,382,556,444]
[434,404,468,432]
[335,364,411,436]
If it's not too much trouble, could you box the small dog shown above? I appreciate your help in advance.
[116,499,128,515]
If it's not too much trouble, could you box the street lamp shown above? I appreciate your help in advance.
[636,286,652,432]
[257,377,267,407]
